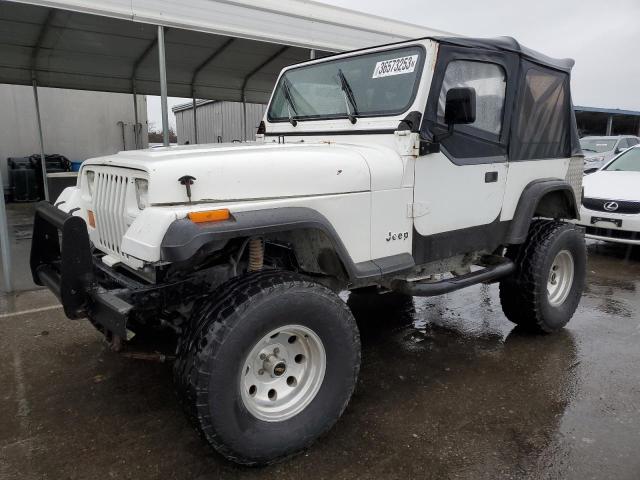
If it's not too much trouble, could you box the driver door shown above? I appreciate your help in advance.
[413,52,516,258]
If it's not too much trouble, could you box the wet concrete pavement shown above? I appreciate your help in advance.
[0,203,38,292]
[1,241,639,479]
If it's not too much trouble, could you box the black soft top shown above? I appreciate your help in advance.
[422,36,582,160]
[434,36,575,73]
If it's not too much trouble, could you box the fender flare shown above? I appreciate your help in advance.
[161,207,366,279]
[506,179,579,244]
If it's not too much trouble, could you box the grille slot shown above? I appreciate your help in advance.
[585,226,639,241]
[583,198,640,214]
[93,171,130,256]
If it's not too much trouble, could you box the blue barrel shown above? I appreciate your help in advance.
[70,161,83,172]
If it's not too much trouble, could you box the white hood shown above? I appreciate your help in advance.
[82,142,390,205]
[583,170,640,201]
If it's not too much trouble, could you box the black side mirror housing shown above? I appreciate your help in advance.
[444,87,476,125]
[418,87,477,156]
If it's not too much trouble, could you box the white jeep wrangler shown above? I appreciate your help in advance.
[31,36,586,465]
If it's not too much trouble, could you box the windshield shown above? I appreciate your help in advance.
[267,46,424,122]
[604,147,640,172]
[580,138,616,153]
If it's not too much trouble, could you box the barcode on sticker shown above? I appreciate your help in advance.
[372,55,419,78]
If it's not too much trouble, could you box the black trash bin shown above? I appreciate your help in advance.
[6,154,72,202]
[8,156,39,202]
[31,154,72,200]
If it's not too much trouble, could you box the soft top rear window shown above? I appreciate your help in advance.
[267,45,424,122]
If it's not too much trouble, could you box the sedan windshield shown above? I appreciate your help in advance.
[267,46,424,122]
[604,147,640,172]
[580,138,616,153]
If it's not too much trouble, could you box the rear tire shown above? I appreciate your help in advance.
[499,220,586,333]
[174,271,360,465]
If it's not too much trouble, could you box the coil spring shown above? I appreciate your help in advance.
[248,238,264,272]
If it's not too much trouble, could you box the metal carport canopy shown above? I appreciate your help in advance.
[0,0,449,292]
[0,0,449,103]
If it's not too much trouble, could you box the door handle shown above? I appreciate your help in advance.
[485,171,498,183]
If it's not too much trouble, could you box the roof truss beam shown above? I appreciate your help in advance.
[240,46,289,100]
[191,37,235,95]
[131,29,170,81]
[31,9,55,73]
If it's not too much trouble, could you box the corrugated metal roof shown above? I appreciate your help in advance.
[574,106,640,117]
[1,0,449,102]
[172,99,218,113]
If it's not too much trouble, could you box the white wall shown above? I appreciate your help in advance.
[1,85,148,189]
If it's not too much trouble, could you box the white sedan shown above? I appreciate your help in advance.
[576,145,640,245]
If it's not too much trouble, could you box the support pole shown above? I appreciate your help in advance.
[0,168,12,292]
[133,81,139,149]
[32,77,49,201]
[192,96,198,144]
[606,115,613,136]
[157,26,170,147]
[242,94,247,142]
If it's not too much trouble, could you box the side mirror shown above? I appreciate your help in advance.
[615,147,626,154]
[444,87,476,125]
[418,87,477,156]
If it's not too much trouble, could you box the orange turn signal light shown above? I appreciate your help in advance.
[87,210,96,228]
[188,209,231,223]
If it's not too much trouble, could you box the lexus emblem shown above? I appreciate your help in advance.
[604,201,619,212]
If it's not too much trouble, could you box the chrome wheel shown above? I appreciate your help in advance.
[547,250,575,307]
[240,325,326,422]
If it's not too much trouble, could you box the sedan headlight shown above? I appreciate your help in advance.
[85,170,95,197]
[134,178,149,210]
[585,156,604,164]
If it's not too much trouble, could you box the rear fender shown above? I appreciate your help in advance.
[506,179,578,244]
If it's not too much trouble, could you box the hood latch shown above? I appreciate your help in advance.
[178,175,196,203]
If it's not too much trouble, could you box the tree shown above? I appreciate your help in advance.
[148,121,177,144]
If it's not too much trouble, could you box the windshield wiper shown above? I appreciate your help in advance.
[337,68,358,124]
[581,148,597,152]
[281,77,298,127]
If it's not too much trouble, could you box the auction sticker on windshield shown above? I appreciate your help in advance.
[372,55,419,78]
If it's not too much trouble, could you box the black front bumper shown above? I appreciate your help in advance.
[30,201,133,337]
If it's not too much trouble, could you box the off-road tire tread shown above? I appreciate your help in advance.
[499,220,583,333]
[173,270,360,466]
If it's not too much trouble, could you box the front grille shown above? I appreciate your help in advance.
[583,198,640,214]
[93,171,130,256]
[585,226,639,241]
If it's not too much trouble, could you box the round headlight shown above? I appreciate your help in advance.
[135,178,149,210]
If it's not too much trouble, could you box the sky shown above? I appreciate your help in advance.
[148,0,640,128]
[147,97,190,131]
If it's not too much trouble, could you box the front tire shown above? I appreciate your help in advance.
[174,271,360,465]
[499,220,586,333]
